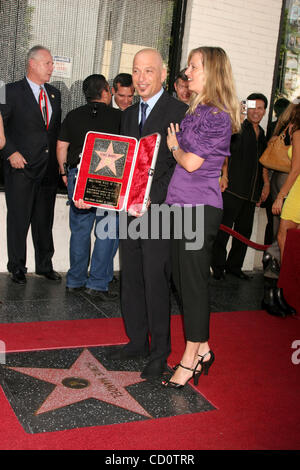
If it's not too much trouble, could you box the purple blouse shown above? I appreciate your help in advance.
[166,104,232,209]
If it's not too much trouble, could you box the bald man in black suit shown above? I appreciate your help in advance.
[1,45,61,284]
[110,49,188,379]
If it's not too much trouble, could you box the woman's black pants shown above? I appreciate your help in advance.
[171,205,222,343]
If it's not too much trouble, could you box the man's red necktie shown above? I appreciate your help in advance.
[39,86,49,129]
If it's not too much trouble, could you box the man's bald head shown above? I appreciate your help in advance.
[134,48,164,68]
[132,48,167,101]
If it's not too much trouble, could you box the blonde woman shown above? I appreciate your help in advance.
[268,102,296,238]
[0,111,5,149]
[163,47,240,389]
[261,102,298,318]
[272,104,300,259]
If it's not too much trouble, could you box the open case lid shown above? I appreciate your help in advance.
[73,131,161,213]
[73,131,138,211]
[125,132,161,213]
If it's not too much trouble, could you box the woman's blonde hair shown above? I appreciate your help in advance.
[187,46,240,133]
[273,102,296,136]
[289,103,300,134]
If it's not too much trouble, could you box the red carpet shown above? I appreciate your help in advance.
[278,228,300,314]
[0,311,299,450]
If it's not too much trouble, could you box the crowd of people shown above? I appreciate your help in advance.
[0,43,299,388]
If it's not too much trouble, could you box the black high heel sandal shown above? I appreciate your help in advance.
[163,350,215,389]
[162,362,202,389]
[197,350,215,375]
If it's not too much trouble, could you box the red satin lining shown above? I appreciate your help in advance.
[126,134,157,211]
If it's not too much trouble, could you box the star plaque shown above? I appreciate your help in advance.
[0,346,215,433]
[73,132,161,212]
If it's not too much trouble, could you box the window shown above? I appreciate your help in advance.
[275,0,300,101]
[0,0,186,189]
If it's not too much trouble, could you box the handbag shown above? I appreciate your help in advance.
[259,126,291,173]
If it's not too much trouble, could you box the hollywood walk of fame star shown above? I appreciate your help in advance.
[94,142,124,175]
[7,349,151,418]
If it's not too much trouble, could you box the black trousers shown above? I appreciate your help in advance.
[211,192,256,272]
[171,205,222,343]
[119,210,172,363]
[5,168,57,274]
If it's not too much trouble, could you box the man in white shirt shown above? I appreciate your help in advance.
[111,73,134,111]
[174,69,191,105]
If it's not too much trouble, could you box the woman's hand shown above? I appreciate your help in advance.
[272,195,284,215]
[167,121,204,172]
[219,175,228,192]
[167,122,180,152]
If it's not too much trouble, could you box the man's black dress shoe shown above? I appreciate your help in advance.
[11,270,26,284]
[110,275,119,285]
[66,286,85,293]
[226,268,251,280]
[108,345,149,360]
[36,270,62,281]
[140,359,168,379]
[84,288,118,301]
[212,268,226,280]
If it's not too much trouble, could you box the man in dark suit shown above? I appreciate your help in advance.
[110,48,187,379]
[1,45,61,284]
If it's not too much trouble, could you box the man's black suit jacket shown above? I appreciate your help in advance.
[1,77,61,185]
[121,90,188,204]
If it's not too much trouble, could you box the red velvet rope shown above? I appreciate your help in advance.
[219,224,271,251]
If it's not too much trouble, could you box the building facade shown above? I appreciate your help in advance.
[0,0,297,272]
